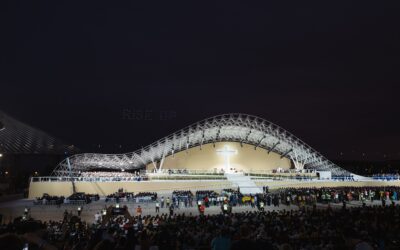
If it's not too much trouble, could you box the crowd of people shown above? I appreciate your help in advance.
[169,191,194,209]
[34,193,99,205]
[149,168,222,175]
[167,169,189,175]
[372,173,400,181]
[105,190,157,203]
[272,186,400,207]
[195,190,218,199]
[135,192,157,201]
[65,193,99,204]
[5,185,400,249]
[2,202,400,249]
[155,186,400,214]
[331,175,355,181]
[105,191,135,203]
[157,190,244,211]
[34,194,65,205]
[80,171,138,178]
[78,171,148,181]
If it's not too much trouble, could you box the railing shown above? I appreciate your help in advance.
[105,197,156,203]
[251,176,318,181]
[246,173,316,177]
[30,176,228,183]
[31,173,318,182]
[247,169,316,175]
[33,200,86,205]
[371,176,400,181]
[30,176,149,182]
[146,168,317,176]
[149,175,227,181]
[145,169,225,175]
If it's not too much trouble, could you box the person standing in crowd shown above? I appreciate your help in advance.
[273,195,279,207]
[63,209,69,222]
[199,203,205,215]
[172,196,176,209]
[24,207,29,216]
[161,196,164,208]
[259,200,264,212]
[94,212,101,223]
[205,196,209,207]
[334,192,339,203]
[222,201,229,214]
[189,195,193,207]
[169,203,174,216]
[136,205,142,216]
[166,197,170,207]
[155,201,160,213]
[266,195,271,206]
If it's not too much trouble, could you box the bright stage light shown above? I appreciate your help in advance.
[216,145,237,171]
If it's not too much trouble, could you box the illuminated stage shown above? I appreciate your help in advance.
[28,114,398,198]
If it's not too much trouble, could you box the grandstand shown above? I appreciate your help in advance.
[28,114,397,198]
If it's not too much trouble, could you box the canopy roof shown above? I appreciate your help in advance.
[52,114,348,176]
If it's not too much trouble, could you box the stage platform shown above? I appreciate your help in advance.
[28,178,400,199]
[28,180,231,198]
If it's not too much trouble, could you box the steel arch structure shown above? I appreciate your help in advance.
[52,114,349,176]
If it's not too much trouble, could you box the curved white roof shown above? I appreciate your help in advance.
[52,114,349,176]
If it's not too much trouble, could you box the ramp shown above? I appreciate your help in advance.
[225,173,262,194]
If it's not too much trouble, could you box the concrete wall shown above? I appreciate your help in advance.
[28,180,231,198]
[29,179,400,199]
[148,142,292,172]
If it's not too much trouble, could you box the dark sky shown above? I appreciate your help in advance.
[1,1,399,160]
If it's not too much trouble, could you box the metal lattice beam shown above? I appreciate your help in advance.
[52,114,349,176]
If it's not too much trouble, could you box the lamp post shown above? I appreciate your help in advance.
[0,154,3,177]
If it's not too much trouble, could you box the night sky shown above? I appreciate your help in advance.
[1,1,399,161]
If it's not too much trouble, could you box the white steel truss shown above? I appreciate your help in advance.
[52,114,349,176]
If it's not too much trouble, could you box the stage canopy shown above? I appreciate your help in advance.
[52,114,348,176]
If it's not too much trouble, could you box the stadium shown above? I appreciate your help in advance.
[28,114,395,198]
[2,3,399,248]
[3,113,400,249]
